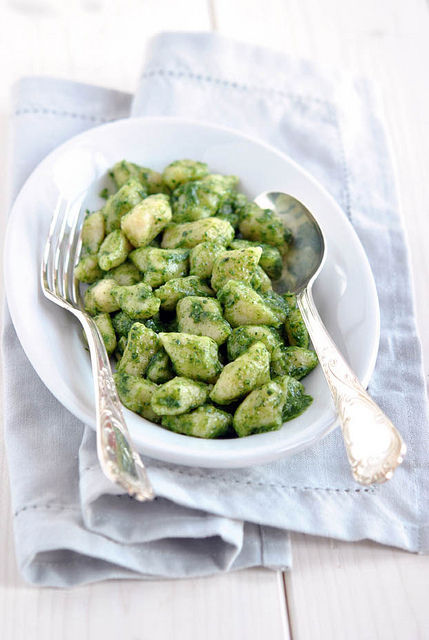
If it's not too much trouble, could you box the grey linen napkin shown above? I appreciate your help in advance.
[3,32,429,587]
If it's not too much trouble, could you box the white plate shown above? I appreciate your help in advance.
[4,117,380,468]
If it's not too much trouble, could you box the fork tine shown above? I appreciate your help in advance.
[65,201,87,306]
[54,199,71,299]
[41,197,64,295]
[71,236,83,308]
[57,197,80,301]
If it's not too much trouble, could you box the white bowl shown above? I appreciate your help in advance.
[4,117,380,468]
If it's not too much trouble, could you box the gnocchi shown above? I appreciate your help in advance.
[76,158,317,439]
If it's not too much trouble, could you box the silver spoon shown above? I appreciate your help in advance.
[255,191,406,485]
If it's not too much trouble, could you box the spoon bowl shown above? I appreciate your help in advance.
[257,191,406,485]
[255,191,326,293]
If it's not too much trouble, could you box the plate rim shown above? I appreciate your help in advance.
[4,115,380,468]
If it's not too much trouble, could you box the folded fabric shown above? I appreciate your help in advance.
[3,32,428,588]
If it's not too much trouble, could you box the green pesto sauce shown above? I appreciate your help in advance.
[77,158,316,438]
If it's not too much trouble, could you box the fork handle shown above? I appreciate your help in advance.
[79,314,154,501]
[297,287,406,485]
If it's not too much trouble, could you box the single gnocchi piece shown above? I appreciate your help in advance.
[239,202,291,252]
[110,160,167,195]
[177,296,232,345]
[98,230,132,271]
[151,377,210,416]
[189,241,227,279]
[154,276,214,311]
[103,178,147,233]
[217,280,280,327]
[227,325,282,361]
[81,211,105,254]
[121,194,172,248]
[84,278,120,315]
[233,380,286,437]
[203,173,239,192]
[270,345,318,380]
[74,254,103,283]
[117,323,159,376]
[216,191,248,229]
[171,180,220,223]
[159,332,222,383]
[171,174,238,222]
[283,293,309,348]
[106,260,141,286]
[93,313,117,355]
[113,372,159,422]
[276,375,313,421]
[261,290,288,324]
[230,239,283,280]
[209,341,270,405]
[161,404,232,438]
[110,160,141,188]
[137,167,168,195]
[112,282,161,320]
[250,265,273,293]
[161,217,234,249]
[146,349,175,384]
[129,247,189,288]
[162,159,209,191]
[211,247,262,291]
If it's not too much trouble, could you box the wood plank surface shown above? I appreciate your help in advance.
[286,534,429,640]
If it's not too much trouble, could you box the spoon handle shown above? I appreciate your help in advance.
[297,287,406,485]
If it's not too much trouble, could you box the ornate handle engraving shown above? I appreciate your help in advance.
[81,316,154,501]
[297,288,406,485]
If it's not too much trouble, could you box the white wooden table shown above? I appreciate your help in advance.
[1,1,428,638]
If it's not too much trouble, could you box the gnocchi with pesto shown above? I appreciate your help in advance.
[76,158,318,439]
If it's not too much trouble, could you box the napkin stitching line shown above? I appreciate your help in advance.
[81,465,375,493]
[14,108,117,123]
[14,504,80,517]
[140,69,331,111]
[143,465,377,493]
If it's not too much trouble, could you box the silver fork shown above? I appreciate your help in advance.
[41,193,154,501]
